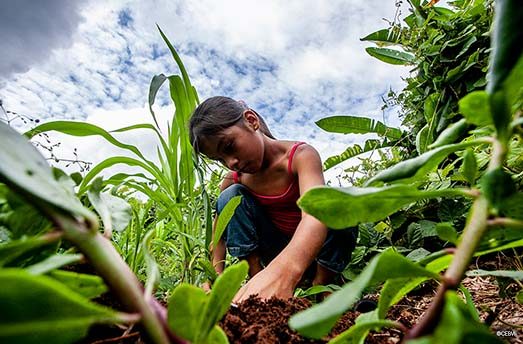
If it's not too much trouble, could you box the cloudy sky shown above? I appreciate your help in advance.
[0,0,413,183]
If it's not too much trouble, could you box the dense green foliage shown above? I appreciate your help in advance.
[1,1,522,343]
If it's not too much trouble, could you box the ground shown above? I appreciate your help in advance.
[80,257,523,343]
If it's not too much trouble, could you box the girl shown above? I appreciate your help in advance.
[189,96,356,302]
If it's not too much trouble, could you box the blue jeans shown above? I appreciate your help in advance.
[216,184,358,273]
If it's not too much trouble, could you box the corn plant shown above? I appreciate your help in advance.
[0,120,248,343]
[289,0,522,342]
[23,26,216,286]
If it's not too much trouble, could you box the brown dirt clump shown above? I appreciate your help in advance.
[220,295,361,344]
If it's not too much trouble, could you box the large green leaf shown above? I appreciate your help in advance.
[316,115,402,139]
[78,156,160,194]
[0,269,124,344]
[168,284,208,342]
[168,262,248,344]
[486,0,523,141]
[214,196,242,247]
[324,139,394,171]
[298,184,467,229]
[486,0,523,94]
[197,261,248,342]
[289,249,439,339]
[25,121,148,161]
[365,47,415,65]
[364,140,486,186]
[0,122,96,224]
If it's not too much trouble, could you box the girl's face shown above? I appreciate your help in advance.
[200,111,265,173]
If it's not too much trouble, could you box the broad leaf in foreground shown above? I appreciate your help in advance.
[298,185,467,229]
[0,122,96,224]
[289,249,439,339]
[0,270,128,344]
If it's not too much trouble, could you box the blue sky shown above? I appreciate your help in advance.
[0,0,414,182]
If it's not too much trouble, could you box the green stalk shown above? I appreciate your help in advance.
[407,138,507,339]
[53,214,185,344]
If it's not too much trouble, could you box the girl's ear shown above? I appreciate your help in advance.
[243,109,260,131]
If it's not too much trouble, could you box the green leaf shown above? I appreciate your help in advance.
[214,196,242,247]
[316,115,402,139]
[168,284,208,342]
[330,318,401,344]
[364,141,485,186]
[197,261,248,342]
[365,47,415,65]
[431,291,502,344]
[298,185,467,229]
[486,0,523,140]
[503,54,523,110]
[324,139,394,171]
[377,254,452,319]
[428,118,468,149]
[0,232,61,267]
[360,29,401,44]
[466,269,523,280]
[26,253,83,275]
[46,270,108,299]
[289,249,439,338]
[415,124,430,155]
[0,269,122,344]
[461,149,478,185]
[148,74,168,129]
[406,248,431,262]
[517,290,523,304]
[142,229,160,298]
[480,167,516,213]
[25,121,147,162]
[486,0,523,94]
[169,262,248,343]
[459,91,492,127]
[436,223,458,244]
[0,122,96,225]
[87,177,132,234]
[207,325,229,344]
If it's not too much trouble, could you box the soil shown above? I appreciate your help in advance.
[77,257,523,344]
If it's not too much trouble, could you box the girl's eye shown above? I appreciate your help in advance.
[223,141,234,154]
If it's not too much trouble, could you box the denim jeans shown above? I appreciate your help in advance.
[216,184,358,273]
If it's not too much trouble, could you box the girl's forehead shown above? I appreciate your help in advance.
[199,125,242,156]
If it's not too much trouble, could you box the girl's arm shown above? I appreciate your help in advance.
[233,144,328,302]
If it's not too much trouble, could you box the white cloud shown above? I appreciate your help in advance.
[1,0,415,183]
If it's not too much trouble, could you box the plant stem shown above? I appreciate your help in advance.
[406,137,507,340]
[488,217,523,229]
[54,214,186,344]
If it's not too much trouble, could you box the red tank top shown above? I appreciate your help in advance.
[232,142,305,236]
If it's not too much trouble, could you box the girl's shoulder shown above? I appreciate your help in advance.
[287,142,321,175]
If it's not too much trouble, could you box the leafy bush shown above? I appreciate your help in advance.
[290,0,523,342]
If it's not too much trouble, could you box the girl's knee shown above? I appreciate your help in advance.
[216,184,249,212]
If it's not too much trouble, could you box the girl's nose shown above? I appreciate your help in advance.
[227,157,239,171]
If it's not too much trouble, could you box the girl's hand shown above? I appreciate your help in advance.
[232,260,300,302]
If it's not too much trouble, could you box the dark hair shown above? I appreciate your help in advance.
[189,96,275,154]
